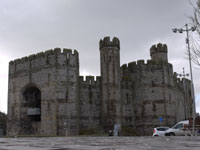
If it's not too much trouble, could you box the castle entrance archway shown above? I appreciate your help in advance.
[23,87,41,121]
[20,86,41,135]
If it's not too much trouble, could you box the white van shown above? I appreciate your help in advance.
[165,120,189,136]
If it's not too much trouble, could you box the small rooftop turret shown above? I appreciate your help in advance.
[99,36,120,49]
[150,43,168,62]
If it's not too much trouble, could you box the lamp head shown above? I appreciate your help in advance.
[172,28,177,33]
[191,26,196,32]
[178,29,183,33]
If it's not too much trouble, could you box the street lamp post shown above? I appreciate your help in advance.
[177,67,189,79]
[172,24,196,135]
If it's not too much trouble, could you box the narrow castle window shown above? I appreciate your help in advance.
[89,91,92,104]
[126,93,129,104]
[48,74,50,86]
[46,55,49,64]
[66,90,68,101]
[169,94,171,104]
[109,56,112,62]
[11,106,14,117]
[48,102,50,111]
[189,90,192,96]
[152,81,155,87]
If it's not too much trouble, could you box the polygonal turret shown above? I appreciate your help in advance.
[150,43,168,62]
[99,36,120,49]
[99,36,121,131]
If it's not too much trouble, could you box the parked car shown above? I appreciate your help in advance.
[165,120,189,136]
[153,127,170,137]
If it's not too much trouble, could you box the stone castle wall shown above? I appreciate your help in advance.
[7,48,80,136]
[120,43,193,135]
[7,37,194,136]
[79,76,101,131]
[121,60,176,135]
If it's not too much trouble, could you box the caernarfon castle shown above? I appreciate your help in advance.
[7,37,194,136]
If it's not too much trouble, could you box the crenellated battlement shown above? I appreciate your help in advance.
[79,76,101,86]
[137,59,145,65]
[171,72,191,92]
[99,36,120,49]
[150,43,168,62]
[173,72,191,87]
[150,43,168,56]
[9,48,79,74]
[128,61,136,68]
[10,48,78,64]
[173,72,178,80]
[121,64,128,70]
[121,58,171,72]
[121,58,174,87]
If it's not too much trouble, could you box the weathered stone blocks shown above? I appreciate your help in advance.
[7,37,193,136]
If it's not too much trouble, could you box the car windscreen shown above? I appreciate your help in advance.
[173,123,183,129]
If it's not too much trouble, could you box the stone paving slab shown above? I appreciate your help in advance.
[0,136,200,150]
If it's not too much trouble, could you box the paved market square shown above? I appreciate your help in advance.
[0,136,200,150]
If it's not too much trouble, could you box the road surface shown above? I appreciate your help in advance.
[0,136,200,150]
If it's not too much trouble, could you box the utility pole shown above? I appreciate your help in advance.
[172,24,196,135]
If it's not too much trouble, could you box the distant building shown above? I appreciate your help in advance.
[7,37,194,136]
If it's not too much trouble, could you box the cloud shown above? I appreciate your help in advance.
[0,0,199,113]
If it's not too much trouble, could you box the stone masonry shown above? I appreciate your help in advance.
[7,37,194,136]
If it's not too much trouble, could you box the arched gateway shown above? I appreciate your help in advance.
[20,85,41,135]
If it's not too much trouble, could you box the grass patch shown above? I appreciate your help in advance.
[121,127,138,136]
[79,129,97,135]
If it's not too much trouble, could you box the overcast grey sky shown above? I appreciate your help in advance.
[0,0,199,114]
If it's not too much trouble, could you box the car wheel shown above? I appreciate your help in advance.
[169,132,175,136]
[154,135,158,137]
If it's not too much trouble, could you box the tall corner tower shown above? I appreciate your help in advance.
[150,43,168,62]
[99,36,121,131]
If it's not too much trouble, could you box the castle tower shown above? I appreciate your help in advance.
[150,43,168,62]
[99,36,122,131]
[7,49,80,136]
